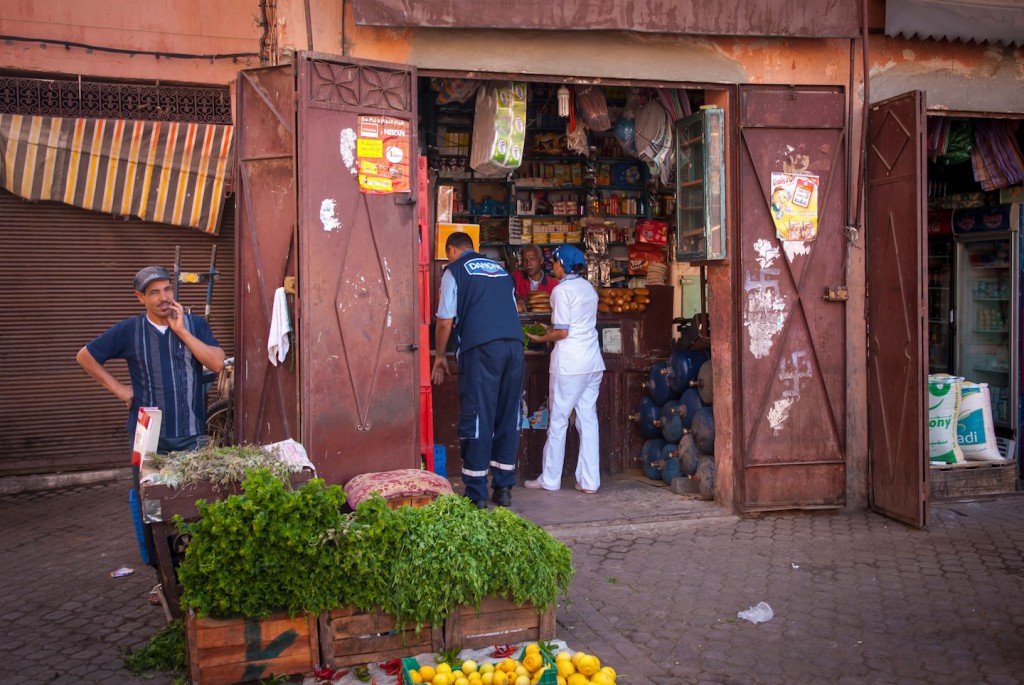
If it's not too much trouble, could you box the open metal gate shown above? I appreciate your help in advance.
[865,91,929,528]
[235,53,420,485]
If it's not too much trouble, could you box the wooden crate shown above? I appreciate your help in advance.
[443,596,555,651]
[930,460,1019,500]
[185,610,318,685]
[142,468,315,522]
[385,494,437,509]
[318,606,442,668]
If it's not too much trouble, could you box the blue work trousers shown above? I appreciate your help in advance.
[457,339,525,503]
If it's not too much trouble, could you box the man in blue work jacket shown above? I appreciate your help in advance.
[431,232,525,508]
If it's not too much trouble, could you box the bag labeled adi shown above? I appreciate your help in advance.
[956,382,1003,461]
[927,374,963,464]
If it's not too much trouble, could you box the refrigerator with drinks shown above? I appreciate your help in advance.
[953,226,1018,459]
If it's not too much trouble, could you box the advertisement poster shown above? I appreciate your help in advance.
[356,115,410,194]
[770,172,819,241]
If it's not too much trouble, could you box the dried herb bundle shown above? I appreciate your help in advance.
[146,443,293,488]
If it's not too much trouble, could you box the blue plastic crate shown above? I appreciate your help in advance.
[433,444,448,478]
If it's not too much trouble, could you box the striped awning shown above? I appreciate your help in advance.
[0,114,233,234]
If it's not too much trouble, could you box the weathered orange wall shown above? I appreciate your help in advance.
[0,0,261,84]
[869,35,1024,113]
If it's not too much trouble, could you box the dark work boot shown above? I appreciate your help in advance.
[464,494,487,509]
[491,487,512,507]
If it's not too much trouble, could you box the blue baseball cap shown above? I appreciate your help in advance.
[554,245,586,271]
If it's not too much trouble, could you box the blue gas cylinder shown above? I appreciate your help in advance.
[659,399,685,443]
[678,388,704,430]
[641,438,667,480]
[631,396,663,439]
[692,406,715,454]
[646,361,677,405]
[667,348,710,395]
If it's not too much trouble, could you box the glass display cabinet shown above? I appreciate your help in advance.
[674,107,726,261]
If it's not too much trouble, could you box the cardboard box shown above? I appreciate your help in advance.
[436,223,480,259]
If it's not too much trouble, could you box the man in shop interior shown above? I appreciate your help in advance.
[77,266,224,576]
[431,232,525,508]
[512,243,559,305]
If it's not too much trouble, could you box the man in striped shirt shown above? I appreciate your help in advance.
[77,266,224,578]
[77,266,225,454]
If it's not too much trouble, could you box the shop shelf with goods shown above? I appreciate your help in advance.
[593,157,647,211]
[438,178,512,220]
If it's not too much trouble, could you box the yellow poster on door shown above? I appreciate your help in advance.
[356,115,410,194]
[770,172,819,241]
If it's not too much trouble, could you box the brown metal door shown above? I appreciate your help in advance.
[737,86,847,510]
[235,64,300,446]
[295,53,419,485]
[865,92,928,528]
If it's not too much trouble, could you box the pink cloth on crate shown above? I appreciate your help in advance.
[343,469,453,508]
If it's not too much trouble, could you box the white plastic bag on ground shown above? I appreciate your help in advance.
[928,374,964,463]
[957,382,1003,461]
[737,601,774,624]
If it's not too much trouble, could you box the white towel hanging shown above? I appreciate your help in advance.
[268,287,292,366]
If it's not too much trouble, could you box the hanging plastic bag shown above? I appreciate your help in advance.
[941,120,973,165]
[575,85,611,132]
[432,78,481,104]
[566,94,590,157]
[614,117,637,157]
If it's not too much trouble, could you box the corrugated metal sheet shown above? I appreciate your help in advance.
[0,190,235,477]
[886,0,1024,47]
[353,0,861,38]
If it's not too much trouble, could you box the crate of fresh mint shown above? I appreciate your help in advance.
[174,469,574,679]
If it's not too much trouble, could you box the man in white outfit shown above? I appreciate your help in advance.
[523,245,606,494]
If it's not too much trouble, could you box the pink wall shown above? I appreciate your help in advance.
[0,0,262,85]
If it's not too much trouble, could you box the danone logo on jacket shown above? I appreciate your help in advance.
[464,258,507,278]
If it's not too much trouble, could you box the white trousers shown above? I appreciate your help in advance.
[538,370,603,491]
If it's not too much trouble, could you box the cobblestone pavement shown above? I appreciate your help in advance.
[554,498,1024,685]
[0,477,170,685]
[2,476,1022,684]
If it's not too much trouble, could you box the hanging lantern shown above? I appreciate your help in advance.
[557,85,570,118]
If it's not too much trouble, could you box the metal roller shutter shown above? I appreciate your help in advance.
[0,189,235,476]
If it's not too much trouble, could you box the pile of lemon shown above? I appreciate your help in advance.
[408,644,616,685]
